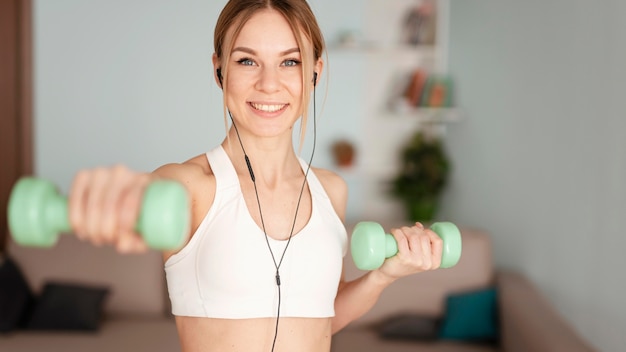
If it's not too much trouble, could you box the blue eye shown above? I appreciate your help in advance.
[283,59,301,67]
[237,58,255,66]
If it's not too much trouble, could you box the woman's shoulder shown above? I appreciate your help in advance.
[311,167,347,221]
[184,153,215,176]
[152,153,216,201]
[153,153,214,179]
[311,167,346,191]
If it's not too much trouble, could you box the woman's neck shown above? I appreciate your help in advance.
[222,128,302,187]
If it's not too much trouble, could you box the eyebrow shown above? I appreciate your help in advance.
[232,46,300,56]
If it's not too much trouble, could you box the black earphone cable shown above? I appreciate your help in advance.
[229,79,317,352]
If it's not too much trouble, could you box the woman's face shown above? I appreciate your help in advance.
[221,9,313,139]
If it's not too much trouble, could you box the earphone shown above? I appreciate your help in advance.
[216,68,223,88]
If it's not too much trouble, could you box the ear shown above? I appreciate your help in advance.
[212,53,223,88]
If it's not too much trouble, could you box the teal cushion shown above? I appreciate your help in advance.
[438,287,499,342]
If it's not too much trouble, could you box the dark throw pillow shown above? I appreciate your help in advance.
[438,287,499,343]
[378,313,441,341]
[27,282,109,331]
[0,256,35,332]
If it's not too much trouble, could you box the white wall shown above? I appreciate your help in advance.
[33,0,625,351]
[34,0,227,192]
[33,0,368,217]
[442,1,626,351]
[32,0,345,179]
[33,0,374,218]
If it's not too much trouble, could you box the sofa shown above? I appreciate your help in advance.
[0,227,595,352]
[331,226,597,352]
[0,236,181,352]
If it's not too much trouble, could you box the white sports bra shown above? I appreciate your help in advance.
[164,146,347,319]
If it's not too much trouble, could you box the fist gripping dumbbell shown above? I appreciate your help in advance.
[351,221,462,270]
[7,177,190,250]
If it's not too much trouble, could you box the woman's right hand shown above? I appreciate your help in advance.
[68,165,154,253]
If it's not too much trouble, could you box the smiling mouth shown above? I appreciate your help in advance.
[250,102,287,113]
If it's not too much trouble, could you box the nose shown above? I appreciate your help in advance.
[255,67,280,93]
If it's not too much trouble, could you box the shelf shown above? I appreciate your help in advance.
[329,43,438,54]
[383,106,462,123]
[327,44,440,65]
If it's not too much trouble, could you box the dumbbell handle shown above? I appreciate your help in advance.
[40,194,71,237]
[381,232,400,259]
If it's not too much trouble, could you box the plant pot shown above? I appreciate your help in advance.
[407,198,437,222]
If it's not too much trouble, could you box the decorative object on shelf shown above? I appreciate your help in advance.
[331,139,356,168]
[401,0,437,46]
[388,69,455,114]
[404,69,429,107]
[389,130,450,222]
[421,74,454,108]
[333,29,361,49]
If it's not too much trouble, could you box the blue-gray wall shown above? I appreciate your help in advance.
[442,1,626,350]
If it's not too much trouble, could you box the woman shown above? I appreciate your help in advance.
[68,1,444,351]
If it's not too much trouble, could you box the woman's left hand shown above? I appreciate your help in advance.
[375,222,443,281]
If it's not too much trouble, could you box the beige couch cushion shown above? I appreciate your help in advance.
[8,236,167,316]
[0,317,180,352]
[343,226,494,325]
[331,327,497,352]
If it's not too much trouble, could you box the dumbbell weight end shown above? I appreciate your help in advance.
[350,222,398,271]
[430,221,462,269]
[137,180,189,250]
[8,177,71,247]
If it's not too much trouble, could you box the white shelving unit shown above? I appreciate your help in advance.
[324,0,456,223]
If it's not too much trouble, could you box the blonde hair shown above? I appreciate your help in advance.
[214,0,326,149]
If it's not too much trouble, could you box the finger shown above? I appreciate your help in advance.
[118,174,151,240]
[129,235,148,253]
[115,234,132,253]
[406,225,438,269]
[404,226,423,252]
[389,227,410,259]
[116,230,148,254]
[84,168,109,241]
[426,229,444,269]
[68,170,90,239]
[100,165,134,243]
[116,173,152,253]
[419,233,433,269]
[403,226,427,267]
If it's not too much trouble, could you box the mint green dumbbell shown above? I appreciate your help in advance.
[7,177,189,250]
[351,221,462,270]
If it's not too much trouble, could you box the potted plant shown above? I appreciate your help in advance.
[389,130,450,222]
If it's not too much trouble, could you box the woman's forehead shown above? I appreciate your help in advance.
[229,9,305,53]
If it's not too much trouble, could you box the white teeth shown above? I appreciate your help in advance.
[251,103,285,112]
